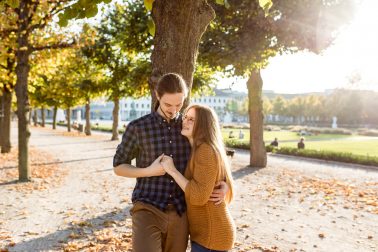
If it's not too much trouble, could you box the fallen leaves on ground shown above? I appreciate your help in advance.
[258,169,378,215]
[0,148,67,192]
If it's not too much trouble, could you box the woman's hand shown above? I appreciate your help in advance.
[161,155,177,175]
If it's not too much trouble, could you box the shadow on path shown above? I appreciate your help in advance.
[10,206,132,252]
[232,165,263,180]
[0,156,113,171]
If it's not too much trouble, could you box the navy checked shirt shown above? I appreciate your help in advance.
[113,111,191,215]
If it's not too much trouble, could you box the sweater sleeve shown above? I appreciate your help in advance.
[184,144,219,206]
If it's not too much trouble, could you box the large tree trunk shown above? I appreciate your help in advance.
[66,108,71,132]
[15,0,32,181]
[247,69,267,168]
[149,1,215,110]
[41,107,45,127]
[111,96,119,141]
[85,99,91,136]
[52,106,57,130]
[1,90,12,153]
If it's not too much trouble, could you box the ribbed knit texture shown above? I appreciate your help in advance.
[184,143,235,251]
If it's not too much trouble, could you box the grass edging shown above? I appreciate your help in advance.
[225,139,378,167]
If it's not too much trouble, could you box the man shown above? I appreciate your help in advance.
[113,73,226,252]
[270,137,278,147]
[298,137,305,149]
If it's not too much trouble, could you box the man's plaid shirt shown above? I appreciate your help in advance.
[113,111,191,215]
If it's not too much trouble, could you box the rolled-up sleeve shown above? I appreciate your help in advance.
[184,144,218,206]
[113,123,139,167]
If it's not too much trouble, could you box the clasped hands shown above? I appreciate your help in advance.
[148,154,227,204]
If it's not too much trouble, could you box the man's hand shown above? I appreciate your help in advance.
[161,156,177,176]
[209,181,229,205]
[147,154,166,176]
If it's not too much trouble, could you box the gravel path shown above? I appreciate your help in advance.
[1,124,377,252]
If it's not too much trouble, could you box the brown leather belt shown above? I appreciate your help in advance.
[165,204,176,212]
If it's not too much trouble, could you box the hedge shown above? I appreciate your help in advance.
[225,139,378,167]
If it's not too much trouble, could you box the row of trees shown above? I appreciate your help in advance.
[1,0,355,181]
[226,90,378,126]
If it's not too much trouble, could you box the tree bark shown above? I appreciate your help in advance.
[52,106,57,129]
[41,107,45,127]
[149,0,215,110]
[85,99,91,136]
[1,90,12,153]
[0,95,3,151]
[66,108,71,132]
[15,0,32,181]
[247,69,267,168]
[33,109,38,126]
[111,96,119,141]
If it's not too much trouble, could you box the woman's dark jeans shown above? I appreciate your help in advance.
[191,241,227,252]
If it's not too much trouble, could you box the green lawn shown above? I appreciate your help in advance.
[279,139,378,157]
[222,129,352,142]
[221,129,378,157]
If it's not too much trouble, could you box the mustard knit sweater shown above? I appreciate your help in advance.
[184,143,235,251]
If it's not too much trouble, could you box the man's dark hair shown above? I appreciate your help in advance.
[154,73,188,110]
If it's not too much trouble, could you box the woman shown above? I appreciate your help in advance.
[161,104,235,252]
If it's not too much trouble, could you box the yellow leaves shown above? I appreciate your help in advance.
[144,0,154,11]
[5,0,19,8]
[19,46,28,51]
[258,0,273,16]
[147,17,155,37]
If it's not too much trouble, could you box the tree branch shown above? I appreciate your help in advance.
[27,0,40,25]
[0,28,18,38]
[30,39,76,52]
[0,64,8,70]
[28,3,68,32]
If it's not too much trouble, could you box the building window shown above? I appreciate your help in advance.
[204,98,207,102]
[142,104,144,108]
[125,103,128,108]
[136,104,139,108]
[147,104,150,108]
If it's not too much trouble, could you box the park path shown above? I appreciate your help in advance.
[1,123,378,252]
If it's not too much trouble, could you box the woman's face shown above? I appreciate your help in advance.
[181,108,196,139]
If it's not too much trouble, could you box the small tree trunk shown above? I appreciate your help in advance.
[247,69,267,168]
[149,0,215,110]
[111,96,119,141]
[66,108,71,132]
[0,95,3,151]
[41,107,45,127]
[1,90,12,153]
[33,109,38,126]
[15,0,32,181]
[85,99,91,136]
[52,106,57,130]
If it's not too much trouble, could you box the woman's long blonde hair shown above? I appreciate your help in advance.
[186,104,234,203]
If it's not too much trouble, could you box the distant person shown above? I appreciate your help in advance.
[270,138,279,147]
[228,130,235,139]
[297,137,305,149]
[238,129,244,139]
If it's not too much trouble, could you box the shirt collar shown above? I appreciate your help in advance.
[152,111,181,124]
